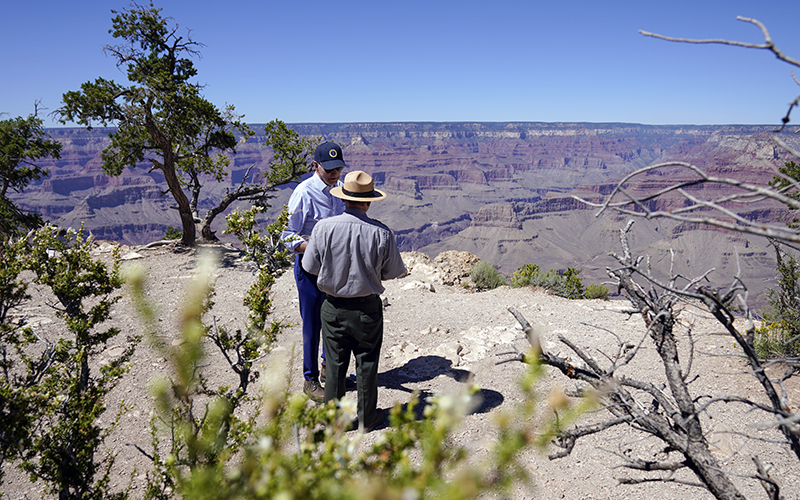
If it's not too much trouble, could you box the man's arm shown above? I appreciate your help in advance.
[381,232,407,280]
[280,193,307,253]
[301,228,322,275]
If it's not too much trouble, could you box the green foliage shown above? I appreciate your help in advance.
[197,119,317,242]
[164,226,182,240]
[583,283,609,300]
[510,263,539,287]
[756,243,800,358]
[0,236,37,483]
[58,4,250,247]
[0,112,62,237]
[511,263,586,299]
[223,205,291,274]
[0,112,62,198]
[224,204,292,334]
[560,267,584,300]
[770,160,800,203]
[127,214,293,497]
[0,225,134,498]
[769,160,800,227]
[263,120,321,184]
[128,256,270,499]
[0,196,44,238]
[469,260,508,290]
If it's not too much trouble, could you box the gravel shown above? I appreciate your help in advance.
[3,242,798,499]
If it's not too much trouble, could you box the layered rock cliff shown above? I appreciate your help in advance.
[11,122,800,304]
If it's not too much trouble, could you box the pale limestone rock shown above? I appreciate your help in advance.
[401,280,435,292]
[433,341,463,366]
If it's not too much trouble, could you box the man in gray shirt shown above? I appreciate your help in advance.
[302,170,406,432]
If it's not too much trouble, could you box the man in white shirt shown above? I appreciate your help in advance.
[280,141,345,401]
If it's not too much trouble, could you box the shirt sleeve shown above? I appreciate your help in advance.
[280,191,307,252]
[301,226,322,275]
[381,231,407,280]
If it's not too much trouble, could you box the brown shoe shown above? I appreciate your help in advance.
[303,378,324,402]
[360,409,386,433]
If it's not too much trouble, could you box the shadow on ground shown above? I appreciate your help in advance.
[378,355,504,421]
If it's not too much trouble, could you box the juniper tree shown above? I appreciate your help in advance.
[0,109,62,237]
[58,3,249,247]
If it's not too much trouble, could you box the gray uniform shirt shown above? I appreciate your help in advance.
[302,207,407,298]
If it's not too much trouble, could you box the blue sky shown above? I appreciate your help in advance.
[3,1,800,127]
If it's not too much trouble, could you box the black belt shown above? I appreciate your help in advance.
[325,294,378,305]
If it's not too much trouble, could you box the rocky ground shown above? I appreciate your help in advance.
[4,242,799,499]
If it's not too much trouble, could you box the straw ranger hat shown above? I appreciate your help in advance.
[330,171,387,202]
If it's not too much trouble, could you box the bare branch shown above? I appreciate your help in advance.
[548,416,632,459]
[752,456,782,500]
[640,17,800,69]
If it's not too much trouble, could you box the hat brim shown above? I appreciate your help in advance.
[330,186,387,202]
[320,159,347,171]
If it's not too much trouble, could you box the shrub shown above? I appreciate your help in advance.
[756,243,800,358]
[510,263,586,299]
[755,320,800,359]
[584,283,609,300]
[510,263,539,287]
[164,226,182,240]
[2,224,134,498]
[470,260,507,290]
[224,205,292,333]
[560,267,584,300]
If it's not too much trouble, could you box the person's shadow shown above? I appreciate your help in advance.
[377,355,504,423]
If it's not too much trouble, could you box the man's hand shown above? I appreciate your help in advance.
[296,241,308,253]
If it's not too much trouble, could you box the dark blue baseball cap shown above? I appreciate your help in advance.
[314,141,347,171]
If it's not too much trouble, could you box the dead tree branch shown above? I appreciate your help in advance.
[573,161,800,245]
[506,222,799,499]
[641,16,800,132]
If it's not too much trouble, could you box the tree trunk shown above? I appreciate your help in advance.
[145,113,196,247]
[199,185,267,242]
[161,157,196,246]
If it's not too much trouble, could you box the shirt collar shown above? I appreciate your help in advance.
[312,171,341,194]
[344,206,370,220]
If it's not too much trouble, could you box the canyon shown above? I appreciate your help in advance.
[12,121,800,305]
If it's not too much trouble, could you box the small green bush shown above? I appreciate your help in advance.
[510,263,539,287]
[510,263,586,299]
[164,226,182,240]
[756,243,800,359]
[224,205,293,334]
[584,283,609,300]
[755,320,800,359]
[470,260,507,290]
[560,267,584,299]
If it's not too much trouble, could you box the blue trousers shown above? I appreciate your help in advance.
[294,254,326,381]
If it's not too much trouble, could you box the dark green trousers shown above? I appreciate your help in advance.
[320,294,383,427]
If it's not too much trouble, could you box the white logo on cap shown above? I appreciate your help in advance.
[329,149,338,158]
